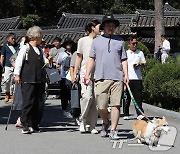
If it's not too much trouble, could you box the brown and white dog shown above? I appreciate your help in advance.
[132,116,169,146]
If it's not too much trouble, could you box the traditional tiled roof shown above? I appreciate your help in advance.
[0,16,21,31]
[0,28,85,45]
[1,3,179,49]
[57,12,136,35]
[131,3,180,28]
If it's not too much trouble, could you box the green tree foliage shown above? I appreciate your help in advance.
[22,14,40,29]
[0,0,180,27]
[0,0,24,18]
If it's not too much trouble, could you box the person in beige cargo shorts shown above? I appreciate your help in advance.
[84,14,129,140]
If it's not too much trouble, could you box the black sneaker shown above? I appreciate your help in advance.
[22,126,31,134]
[29,127,41,133]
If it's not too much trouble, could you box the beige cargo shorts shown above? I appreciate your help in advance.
[95,80,123,109]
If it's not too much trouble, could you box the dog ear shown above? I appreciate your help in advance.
[152,117,158,124]
[162,116,166,120]
[153,117,156,121]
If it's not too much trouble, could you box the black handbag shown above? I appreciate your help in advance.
[45,67,61,84]
[71,82,81,118]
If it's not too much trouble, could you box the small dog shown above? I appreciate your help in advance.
[132,116,169,146]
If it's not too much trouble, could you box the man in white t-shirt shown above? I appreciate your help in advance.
[160,35,170,63]
[123,35,146,120]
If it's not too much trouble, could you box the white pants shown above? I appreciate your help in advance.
[80,78,98,131]
[4,66,14,93]
[161,52,169,63]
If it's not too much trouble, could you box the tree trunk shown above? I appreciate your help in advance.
[154,0,165,55]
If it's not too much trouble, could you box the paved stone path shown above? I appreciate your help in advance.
[0,97,180,154]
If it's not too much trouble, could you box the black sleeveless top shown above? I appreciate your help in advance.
[20,44,46,83]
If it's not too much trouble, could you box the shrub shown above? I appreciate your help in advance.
[143,62,180,107]
[141,58,160,79]
[161,80,180,110]
[177,54,180,64]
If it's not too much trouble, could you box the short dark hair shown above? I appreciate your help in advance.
[85,19,101,33]
[53,37,62,43]
[161,35,166,38]
[128,35,137,42]
[7,32,15,38]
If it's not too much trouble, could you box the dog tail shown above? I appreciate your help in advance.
[130,130,141,141]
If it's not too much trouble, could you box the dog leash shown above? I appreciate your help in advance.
[126,84,150,121]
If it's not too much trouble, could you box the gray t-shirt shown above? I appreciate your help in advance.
[49,47,66,62]
[89,35,127,81]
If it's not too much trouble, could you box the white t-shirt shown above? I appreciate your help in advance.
[126,49,146,80]
[162,39,170,54]
[77,36,93,77]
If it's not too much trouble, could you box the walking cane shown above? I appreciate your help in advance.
[5,103,14,130]
[5,84,15,130]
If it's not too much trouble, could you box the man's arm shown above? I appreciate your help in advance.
[122,59,129,85]
[0,46,6,67]
[84,57,95,85]
[0,55,4,66]
[74,53,82,80]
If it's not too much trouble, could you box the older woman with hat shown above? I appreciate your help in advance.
[84,15,129,139]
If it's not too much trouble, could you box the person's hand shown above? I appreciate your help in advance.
[83,76,90,85]
[71,75,76,83]
[159,45,163,49]
[47,56,53,62]
[14,75,21,84]
[137,61,145,68]
[124,75,129,85]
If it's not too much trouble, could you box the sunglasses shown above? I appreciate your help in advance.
[131,42,138,45]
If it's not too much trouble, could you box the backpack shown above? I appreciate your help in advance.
[9,43,30,67]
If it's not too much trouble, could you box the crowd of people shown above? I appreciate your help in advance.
[0,14,170,139]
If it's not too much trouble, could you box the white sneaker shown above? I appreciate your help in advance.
[123,116,130,120]
[137,115,144,120]
[109,130,120,140]
[15,117,22,128]
[107,107,112,112]
[75,118,81,126]
[63,111,73,118]
[79,121,86,133]
[91,129,98,134]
